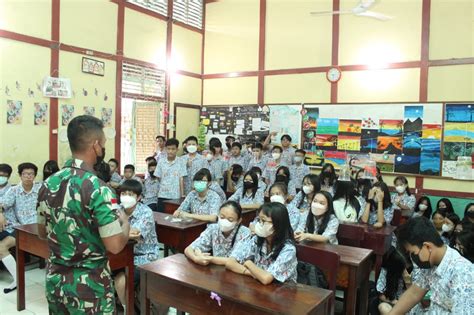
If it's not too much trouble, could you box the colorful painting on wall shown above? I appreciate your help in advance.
[6,100,22,125]
[302,108,319,130]
[338,119,362,135]
[422,124,442,139]
[377,136,402,154]
[316,134,338,150]
[61,104,74,126]
[395,155,420,174]
[420,139,441,176]
[316,118,339,135]
[34,103,48,126]
[324,151,347,168]
[360,129,378,153]
[337,135,361,151]
[379,119,403,136]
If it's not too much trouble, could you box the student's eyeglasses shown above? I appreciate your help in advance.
[256,217,272,224]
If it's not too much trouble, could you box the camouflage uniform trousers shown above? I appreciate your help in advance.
[45,262,116,315]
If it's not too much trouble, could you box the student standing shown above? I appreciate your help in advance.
[226,202,298,284]
[142,159,160,212]
[206,138,228,187]
[246,143,268,172]
[154,138,187,212]
[263,145,287,189]
[108,158,122,188]
[181,136,208,195]
[185,201,251,266]
[36,115,130,314]
[152,135,167,164]
[289,149,310,190]
[387,217,474,315]
[391,176,416,217]
[227,142,249,170]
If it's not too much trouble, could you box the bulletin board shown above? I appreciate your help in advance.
[301,103,447,177]
[199,105,270,143]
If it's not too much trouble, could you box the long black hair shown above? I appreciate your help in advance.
[275,166,291,186]
[43,160,59,181]
[320,163,336,186]
[306,191,335,235]
[370,181,392,211]
[464,203,474,221]
[381,247,407,301]
[437,198,454,215]
[394,176,411,196]
[209,138,223,155]
[333,180,361,216]
[298,174,320,208]
[220,201,243,247]
[257,202,295,260]
[242,170,259,199]
[414,196,433,219]
[444,213,461,246]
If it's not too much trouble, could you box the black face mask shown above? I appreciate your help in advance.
[275,174,288,185]
[410,246,432,269]
[357,178,365,186]
[466,211,474,219]
[243,181,255,190]
[149,171,156,178]
[95,145,106,166]
[94,161,111,183]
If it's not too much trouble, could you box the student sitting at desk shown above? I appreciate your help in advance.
[320,163,337,197]
[387,217,474,315]
[114,179,159,313]
[391,176,416,218]
[228,170,264,209]
[274,166,297,200]
[173,169,221,223]
[332,180,362,223]
[413,196,433,219]
[291,174,320,214]
[269,182,302,233]
[184,201,251,266]
[249,166,267,192]
[294,191,339,245]
[227,164,244,193]
[226,202,298,285]
[360,182,394,228]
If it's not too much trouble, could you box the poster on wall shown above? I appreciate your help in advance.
[269,105,302,147]
[83,106,95,116]
[303,103,443,176]
[42,76,72,99]
[34,103,48,126]
[61,104,75,126]
[442,103,474,178]
[6,100,22,125]
[101,108,113,127]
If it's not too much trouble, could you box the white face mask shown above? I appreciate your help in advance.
[272,152,281,160]
[218,218,236,233]
[311,202,327,216]
[419,204,428,211]
[302,185,314,195]
[254,221,273,238]
[294,156,303,163]
[121,195,137,209]
[270,195,286,205]
[395,185,406,194]
[0,176,8,186]
[206,154,213,161]
[187,145,197,153]
[442,223,453,233]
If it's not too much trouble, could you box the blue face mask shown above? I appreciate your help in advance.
[0,176,8,186]
[193,181,208,193]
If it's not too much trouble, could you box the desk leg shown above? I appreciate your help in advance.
[126,263,134,315]
[16,238,26,311]
[140,270,150,315]
[345,268,357,315]
[358,262,371,315]
[164,245,169,257]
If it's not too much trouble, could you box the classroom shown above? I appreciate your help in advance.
[0,0,473,314]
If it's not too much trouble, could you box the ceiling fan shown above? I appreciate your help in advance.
[310,0,393,21]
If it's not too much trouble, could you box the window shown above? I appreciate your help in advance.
[173,0,203,29]
[126,0,168,16]
[121,62,167,174]
[122,62,166,98]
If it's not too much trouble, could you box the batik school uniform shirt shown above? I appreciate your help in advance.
[110,172,122,184]
[246,156,268,173]
[231,235,298,283]
[154,149,167,165]
[376,267,406,300]
[287,202,303,233]
[368,205,394,225]
[290,191,311,213]
[287,179,297,198]
[409,247,474,315]
[305,214,340,245]
[2,182,41,226]
[180,154,208,195]
[321,184,335,197]
[155,157,187,199]
[391,192,416,217]
[289,163,310,190]
[128,203,160,266]
[0,183,18,233]
[119,175,143,186]
[209,181,227,203]
[258,179,267,192]
[178,190,221,216]
[228,187,265,206]
[263,159,288,188]
[281,146,296,166]
[142,176,160,205]
[207,156,228,184]
[190,223,251,257]
[227,154,249,170]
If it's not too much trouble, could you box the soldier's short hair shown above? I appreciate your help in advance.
[67,115,104,153]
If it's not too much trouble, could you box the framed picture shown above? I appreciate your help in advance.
[82,57,105,76]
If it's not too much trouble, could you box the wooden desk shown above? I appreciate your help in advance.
[339,223,395,280]
[163,199,183,214]
[154,212,207,256]
[298,242,373,315]
[140,254,333,315]
[15,224,134,315]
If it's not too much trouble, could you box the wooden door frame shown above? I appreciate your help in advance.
[173,103,202,139]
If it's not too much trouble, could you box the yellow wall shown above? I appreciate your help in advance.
[57,51,117,167]
[172,25,202,74]
[428,65,474,101]
[0,39,51,182]
[203,77,258,105]
[204,0,260,74]
[264,73,330,103]
[0,0,51,40]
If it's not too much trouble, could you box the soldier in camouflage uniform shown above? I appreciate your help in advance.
[37,115,130,314]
